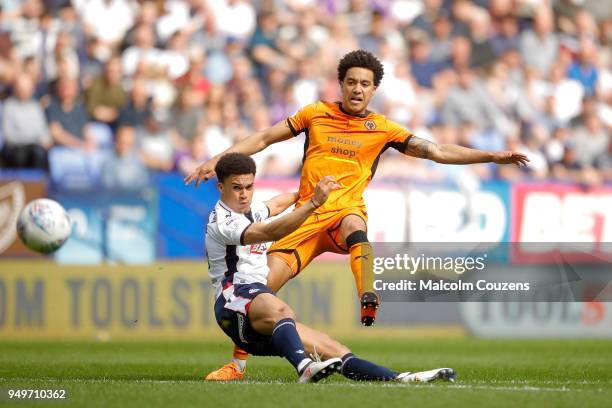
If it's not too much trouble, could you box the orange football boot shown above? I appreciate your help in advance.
[204,362,245,381]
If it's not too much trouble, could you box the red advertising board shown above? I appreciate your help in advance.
[511,183,612,263]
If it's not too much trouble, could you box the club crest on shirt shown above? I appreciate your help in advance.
[364,120,376,130]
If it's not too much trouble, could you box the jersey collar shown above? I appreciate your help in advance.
[219,200,254,220]
[336,102,371,118]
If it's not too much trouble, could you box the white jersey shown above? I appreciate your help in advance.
[205,200,271,298]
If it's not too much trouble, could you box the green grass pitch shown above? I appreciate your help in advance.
[1,338,611,407]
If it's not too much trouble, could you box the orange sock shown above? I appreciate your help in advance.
[349,242,375,297]
[233,345,248,360]
[232,345,248,372]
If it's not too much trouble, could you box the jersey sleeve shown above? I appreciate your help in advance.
[286,103,318,136]
[216,215,252,246]
[386,119,413,153]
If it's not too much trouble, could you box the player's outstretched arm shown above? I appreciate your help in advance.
[404,136,530,166]
[242,177,339,245]
[265,191,299,217]
[184,120,294,187]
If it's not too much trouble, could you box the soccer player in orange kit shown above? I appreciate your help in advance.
[185,50,528,380]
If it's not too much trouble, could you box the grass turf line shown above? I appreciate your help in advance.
[1,339,611,408]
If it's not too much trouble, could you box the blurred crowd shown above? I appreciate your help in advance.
[0,0,610,189]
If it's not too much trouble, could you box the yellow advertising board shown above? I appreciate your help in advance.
[0,261,356,340]
[0,261,462,340]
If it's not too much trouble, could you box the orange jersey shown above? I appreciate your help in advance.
[286,101,413,212]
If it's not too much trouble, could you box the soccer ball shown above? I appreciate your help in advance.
[16,198,72,254]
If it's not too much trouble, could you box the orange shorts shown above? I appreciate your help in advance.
[268,206,367,276]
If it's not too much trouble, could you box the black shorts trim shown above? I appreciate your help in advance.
[268,248,302,275]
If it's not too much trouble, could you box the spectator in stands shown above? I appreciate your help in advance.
[85,56,127,129]
[535,94,567,133]
[548,61,584,124]
[519,124,550,180]
[544,126,569,165]
[567,40,599,97]
[249,10,294,80]
[121,0,160,51]
[408,30,441,89]
[428,11,454,64]
[595,140,612,182]
[520,6,559,77]
[378,61,416,125]
[46,77,95,151]
[210,0,256,43]
[175,47,210,104]
[277,6,326,64]
[572,112,610,168]
[175,135,209,177]
[170,85,205,151]
[412,0,444,36]
[448,36,472,71]
[441,67,511,136]
[121,23,161,77]
[1,73,50,169]
[551,142,604,186]
[137,108,174,171]
[357,10,387,55]
[159,30,190,80]
[491,16,520,57]
[344,0,374,37]
[118,77,151,129]
[201,104,231,157]
[323,16,359,68]
[101,125,149,189]
[0,0,609,187]
[81,0,135,49]
[468,9,496,69]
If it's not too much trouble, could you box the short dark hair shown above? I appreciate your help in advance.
[337,50,384,87]
[215,153,256,183]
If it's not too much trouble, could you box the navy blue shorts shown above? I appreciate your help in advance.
[214,282,279,356]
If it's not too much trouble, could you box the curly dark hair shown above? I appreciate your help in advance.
[337,49,384,87]
[215,153,256,183]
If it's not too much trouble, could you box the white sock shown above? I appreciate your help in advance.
[297,358,312,374]
[232,357,247,372]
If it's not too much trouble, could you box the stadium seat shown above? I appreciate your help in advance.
[48,147,109,189]
[88,122,114,151]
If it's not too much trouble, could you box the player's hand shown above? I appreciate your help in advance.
[311,176,341,207]
[492,151,529,167]
[184,159,217,187]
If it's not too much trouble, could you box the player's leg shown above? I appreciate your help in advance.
[338,214,380,326]
[206,243,314,381]
[266,254,294,291]
[248,293,341,382]
[296,323,456,382]
[294,322,350,359]
[294,322,395,381]
[294,322,456,383]
[208,218,330,381]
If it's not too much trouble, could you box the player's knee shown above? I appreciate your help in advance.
[343,218,366,234]
[274,303,295,322]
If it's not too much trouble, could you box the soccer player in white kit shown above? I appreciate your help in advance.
[206,153,456,383]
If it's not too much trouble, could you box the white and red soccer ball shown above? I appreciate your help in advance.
[16,198,71,254]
